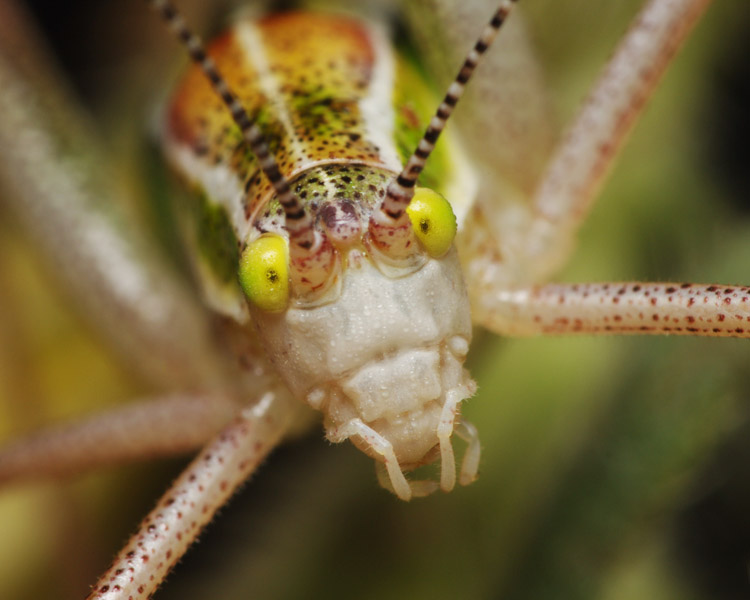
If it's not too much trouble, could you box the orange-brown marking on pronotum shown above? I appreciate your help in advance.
[167,12,385,223]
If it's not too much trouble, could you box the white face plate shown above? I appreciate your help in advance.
[252,247,475,467]
[254,247,472,400]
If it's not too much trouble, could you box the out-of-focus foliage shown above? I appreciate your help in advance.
[0,1,749,599]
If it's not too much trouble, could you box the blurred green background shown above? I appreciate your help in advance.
[0,1,749,599]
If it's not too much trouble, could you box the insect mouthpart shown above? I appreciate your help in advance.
[322,338,478,498]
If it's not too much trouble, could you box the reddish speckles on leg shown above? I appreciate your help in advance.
[86,393,292,600]
[490,282,750,338]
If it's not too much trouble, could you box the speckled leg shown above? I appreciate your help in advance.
[460,0,715,309]
[524,0,713,282]
[86,391,294,600]
[474,283,750,339]
[0,394,239,485]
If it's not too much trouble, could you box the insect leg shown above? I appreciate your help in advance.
[472,282,750,339]
[0,0,223,390]
[0,393,240,485]
[462,0,716,323]
[86,390,294,600]
[525,0,713,281]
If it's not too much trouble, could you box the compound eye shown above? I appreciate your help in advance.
[238,234,289,312]
[405,187,457,258]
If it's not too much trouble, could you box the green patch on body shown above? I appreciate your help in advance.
[392,53,452,196]
[190,191,240,285]
[290,88,358,139]
[252,103,287,157]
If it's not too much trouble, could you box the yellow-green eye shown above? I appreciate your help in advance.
[238,234,289,312]
[406,187,457,258]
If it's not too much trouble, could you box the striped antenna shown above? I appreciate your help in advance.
[378,0,518,221]
[147,0,316,249]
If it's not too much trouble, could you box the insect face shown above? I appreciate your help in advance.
[158,5,496,499]
[242,163,475,498]
[253,236,474,465]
